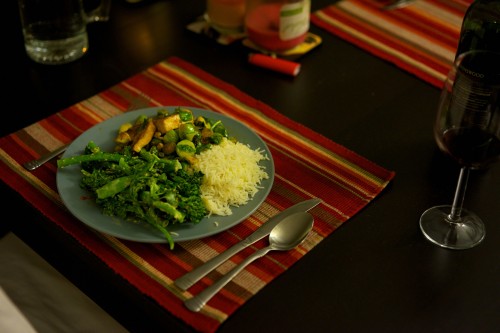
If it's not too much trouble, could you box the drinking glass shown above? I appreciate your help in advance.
[420,50,500,250]
[17,0,111,65]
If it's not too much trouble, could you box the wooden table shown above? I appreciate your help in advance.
[3,0,499,332]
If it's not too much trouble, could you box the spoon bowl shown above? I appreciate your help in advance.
[185,211,314,312]
[268,212,314,250]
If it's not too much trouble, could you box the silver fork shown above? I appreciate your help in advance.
[23,144,69,171]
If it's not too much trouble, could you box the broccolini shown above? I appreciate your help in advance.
[58,141,207,249]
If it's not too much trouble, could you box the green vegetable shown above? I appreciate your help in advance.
[57,141,207,249]
[179,123,197,141]
[176,140,196,163]
[210,132,224,145]
[156,109,169,117]
[135,114,148,125]
[96,175,133,199]
[176,107,194,122]
[153,201,185,222]
[210,120,228,137]
[162,129,179,143]
[57,150,124,168]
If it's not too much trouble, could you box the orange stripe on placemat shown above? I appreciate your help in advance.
[0,56,395,333]
[311,0,473,88]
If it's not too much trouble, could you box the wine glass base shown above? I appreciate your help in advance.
[420,205,485,250]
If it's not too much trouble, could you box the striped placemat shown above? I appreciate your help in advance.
[311,0,473,88]
[0,57,395,333]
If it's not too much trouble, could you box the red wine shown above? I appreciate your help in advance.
[439,127,500,168]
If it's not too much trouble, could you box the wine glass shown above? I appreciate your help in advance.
[420,50,500,250]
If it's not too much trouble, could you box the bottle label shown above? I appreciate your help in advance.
[280,0,310,40]
[451,52,500,128]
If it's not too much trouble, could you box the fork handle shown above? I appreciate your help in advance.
[383,0,415,10]
[24,144,69,171]
[174,239,251,290]
[184,246,272,312]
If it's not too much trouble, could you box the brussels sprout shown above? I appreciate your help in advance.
[134,114,149,125]
[176,140,196,163]
[210,120,228,137]
[210,132,224,145]
[196,143,212,154]
[176,107,194,122]
[194,116,207,127]
[179,123,197,141]
[156,109,169,118]
[163,129,179,143]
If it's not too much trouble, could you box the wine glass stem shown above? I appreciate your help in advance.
[448,167,470,221]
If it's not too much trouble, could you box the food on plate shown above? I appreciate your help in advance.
[57,107,269,248]
[193,139,269,216]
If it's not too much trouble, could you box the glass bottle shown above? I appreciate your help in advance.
[206,0,246,33]
[244,0,310,52]
[455,0,500,57]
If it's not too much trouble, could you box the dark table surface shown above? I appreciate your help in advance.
[3,0,499,332]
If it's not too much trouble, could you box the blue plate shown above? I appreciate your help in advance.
[56,106,274,243]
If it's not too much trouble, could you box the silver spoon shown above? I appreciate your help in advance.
[184,211,314,312]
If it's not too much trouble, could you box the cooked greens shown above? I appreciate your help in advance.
[57,107,232,249]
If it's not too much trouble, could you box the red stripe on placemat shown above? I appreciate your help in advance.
[0,56,395,333]
[311,0,473,88]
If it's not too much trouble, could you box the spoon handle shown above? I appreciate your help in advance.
[184,246,272,312]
